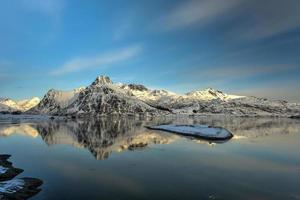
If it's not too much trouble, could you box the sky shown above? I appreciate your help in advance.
[0,0,300,102]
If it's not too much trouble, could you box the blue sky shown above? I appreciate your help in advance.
[0,0,300,102]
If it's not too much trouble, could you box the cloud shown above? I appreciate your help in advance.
[51,45,143,76]
[113,22,131,41]
[152,0,300,40]
[237,80,300,102]
[153,0,240,31]
[237,0,300,40]
[199,65,297,79]
[20,0,64,18]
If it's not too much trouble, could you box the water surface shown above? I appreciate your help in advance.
[0,116,300,200]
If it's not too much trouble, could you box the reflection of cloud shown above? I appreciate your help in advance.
[0,124,39,138]
[51,45,142,75]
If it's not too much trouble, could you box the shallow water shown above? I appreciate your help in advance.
[0,115,300,200]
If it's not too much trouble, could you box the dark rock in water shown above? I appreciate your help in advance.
[0,155,43,200]
[146,124,233,141]
[290,115,300,119]
[0,178,43,200]
[0,155,23,182]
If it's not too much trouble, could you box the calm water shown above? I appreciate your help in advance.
[0,116,300,200]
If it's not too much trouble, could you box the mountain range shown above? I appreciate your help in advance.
[1,75,299,117]
[0,97,40,113]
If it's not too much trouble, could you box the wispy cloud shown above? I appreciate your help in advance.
[21,0,64,18]
[233,0,300,40]
[199,65,297,79]
[153,0,240,31]
[237,79,300,102]
[51,45,143,76]
[152,0,300,40]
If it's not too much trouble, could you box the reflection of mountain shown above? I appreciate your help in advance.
[168,116,300,138]
[1,117,299,159]
[36,118,177,160]
[0,124,39,138]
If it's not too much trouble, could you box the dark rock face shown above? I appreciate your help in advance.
[28,89,64,115]
[127,84,148,91]
[0,155,43,200]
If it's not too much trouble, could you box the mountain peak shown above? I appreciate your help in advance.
[92,75,113,86]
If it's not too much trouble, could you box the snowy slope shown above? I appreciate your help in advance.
[0,97,40,112]
[28,87,84,115]
[17,97,40,111]
[65,76,163,116]
[28,76,166,116]
[185,88,245,101]
[116,80,299,116]
[0,98,22,112]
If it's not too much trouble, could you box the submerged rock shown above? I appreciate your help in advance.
[146,124,233,141]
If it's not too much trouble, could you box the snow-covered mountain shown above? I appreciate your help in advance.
[0,97,40,113]
[3,75,299,117]
[115,79,299,116]
[17,97,41,111]
[29,87,84,115]
[185,88,244,101]
[29,76,165,116]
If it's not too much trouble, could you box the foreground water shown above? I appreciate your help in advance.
[0,115,300,200]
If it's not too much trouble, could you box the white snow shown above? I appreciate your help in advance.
[17,97,40,111]
[0,166,8,174]
[0,179,25,194]
[185,88,245,101]
[148,124,233,139]
[0,97,40,112]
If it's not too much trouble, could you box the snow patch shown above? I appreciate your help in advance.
[0,166,8,174]
[147,124,233,140]
[0,179,25,194]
